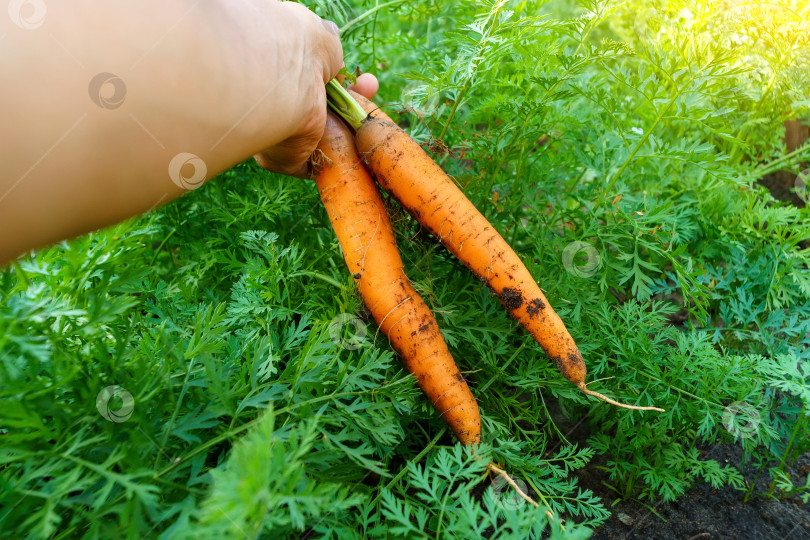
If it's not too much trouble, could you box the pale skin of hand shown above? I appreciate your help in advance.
[0,0,378,266]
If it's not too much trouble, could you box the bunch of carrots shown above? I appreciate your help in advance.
[313,79,662,509]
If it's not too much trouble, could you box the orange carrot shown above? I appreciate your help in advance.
[356,117,587,381]
[313,112,482,444]
[348,89,393,122]
[328,83,662,412]
[316,110,544,512]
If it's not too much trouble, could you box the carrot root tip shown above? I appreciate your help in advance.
[576,382,665,412]
[486,462,555,520]
[486,463,557,522]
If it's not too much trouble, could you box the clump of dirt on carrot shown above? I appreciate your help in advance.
[344,87,663,413]
[313,112,482,445]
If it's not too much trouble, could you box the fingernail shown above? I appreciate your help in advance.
[322,19,339,36]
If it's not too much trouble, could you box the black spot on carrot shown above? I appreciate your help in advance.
[500,287,523,310]
[456,372,464,382]
[550,355,564,372]
[353,273,362,280]
[526,298,545,318]
[418,322,432,333]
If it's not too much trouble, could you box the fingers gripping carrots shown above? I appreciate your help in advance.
[313,113,482,445]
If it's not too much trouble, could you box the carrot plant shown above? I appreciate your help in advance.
[1,0,808,538]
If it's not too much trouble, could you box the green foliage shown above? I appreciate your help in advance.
[2,0,810,537]
[747,354,810,503]
[376,444,592,539]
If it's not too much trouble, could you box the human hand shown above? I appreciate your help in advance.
[0,0,378,264]
[253,36,379,178]
[347,73,380,103]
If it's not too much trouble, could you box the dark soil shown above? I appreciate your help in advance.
[500,287,524,310]
[586,445,810,540]
[760,171,806,209]
[548,407,810,540]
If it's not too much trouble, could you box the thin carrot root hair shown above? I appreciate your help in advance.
[309,148,333,173]
[486,463,555,522]
[576,381,665,412]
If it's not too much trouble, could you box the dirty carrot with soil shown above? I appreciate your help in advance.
[327,81,663,413]
[314,110,543,513]
[313,111,482,445]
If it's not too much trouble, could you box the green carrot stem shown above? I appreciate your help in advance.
[325,79,367,130]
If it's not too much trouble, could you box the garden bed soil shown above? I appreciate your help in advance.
[554,410,810,540]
